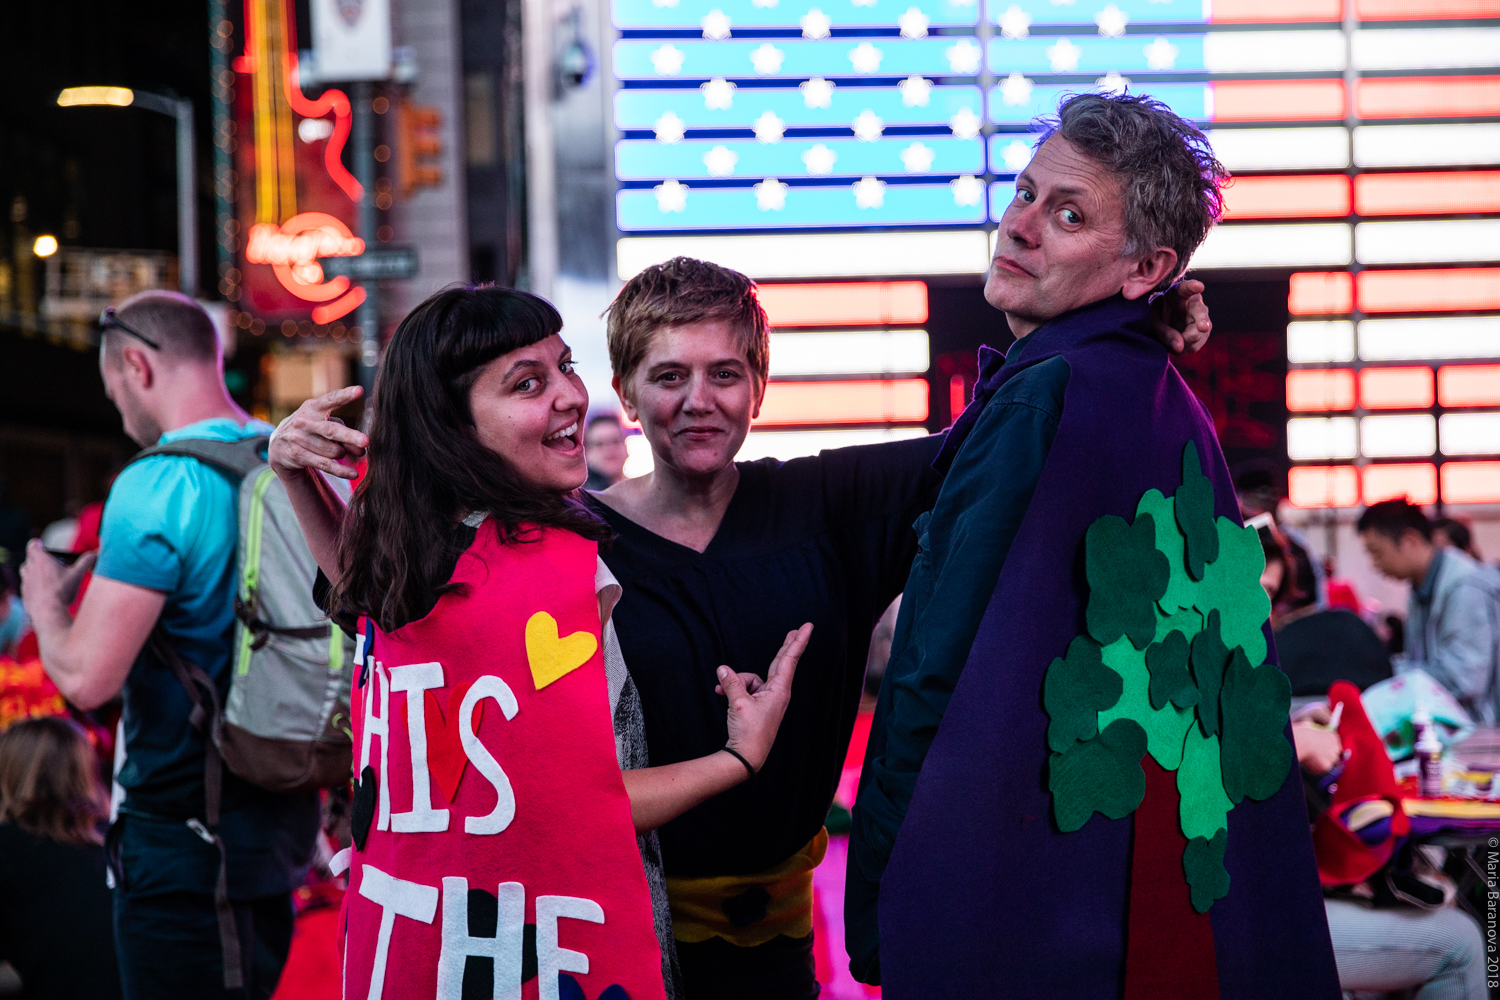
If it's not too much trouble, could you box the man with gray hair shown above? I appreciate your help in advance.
[847,93,1339,996]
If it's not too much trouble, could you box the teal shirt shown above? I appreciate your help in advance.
[97,418,318,897]
[98,418,273,722]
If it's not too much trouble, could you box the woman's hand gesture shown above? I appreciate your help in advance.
[269,386,369,481]
[716,623,813,773]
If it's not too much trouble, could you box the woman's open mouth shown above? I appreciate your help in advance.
[543,421,582,453]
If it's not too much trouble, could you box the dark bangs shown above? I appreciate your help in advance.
[332,285,609,633]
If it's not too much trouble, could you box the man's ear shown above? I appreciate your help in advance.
[612,372,638,422]
[1121,248,1180,301]
[122,344,156,390]
[751,373,767,421]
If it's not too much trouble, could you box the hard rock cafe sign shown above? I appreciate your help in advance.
[243,213,367,324]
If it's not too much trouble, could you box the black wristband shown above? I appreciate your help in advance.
[723,745,756,778]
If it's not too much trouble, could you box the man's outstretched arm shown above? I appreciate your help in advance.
[21,541,163,710]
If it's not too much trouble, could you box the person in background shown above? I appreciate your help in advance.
[1322,555,1363,615]
[1234,460,1325,608]
[1291,707,1487,1000]
[19,290,319,999]
[1358,499,1500,724]
[0,716,121,999]
[1261,529,1391,698]
[1433,516,1483,564]
[585,411,630,490]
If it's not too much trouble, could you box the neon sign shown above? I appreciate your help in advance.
[244,212,367,323]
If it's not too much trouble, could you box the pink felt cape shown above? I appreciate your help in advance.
[342,524,665,1000]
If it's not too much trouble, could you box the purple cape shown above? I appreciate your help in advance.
[878,296,1339,998]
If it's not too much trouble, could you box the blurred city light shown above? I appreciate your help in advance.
[56,86,134,107]
[32,235,58,257]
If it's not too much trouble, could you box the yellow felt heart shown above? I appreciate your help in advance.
[525,611,598,690]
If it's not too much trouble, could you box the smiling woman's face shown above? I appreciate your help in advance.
[467,333,591,492]
[616,319,762,479]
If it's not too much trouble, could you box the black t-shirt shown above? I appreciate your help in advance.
[587,437,942,877]
[1275,608,1393,696]
[0,824,121,999]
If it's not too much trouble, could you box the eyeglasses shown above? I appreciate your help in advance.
[98,307,160,350]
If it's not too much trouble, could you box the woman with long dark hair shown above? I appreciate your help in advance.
[0,717,121,999]
[270,286,809,1000]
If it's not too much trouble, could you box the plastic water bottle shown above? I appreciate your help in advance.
[1413,708,1444,798]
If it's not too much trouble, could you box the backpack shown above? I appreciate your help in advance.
[124,433,354,989]
[129,435,355,793]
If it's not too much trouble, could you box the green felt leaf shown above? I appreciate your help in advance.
[1098,637,1195,771]
[1177,727,1232,842]
[1155,606,1204,646]
[1049,718,1148,833]
[1191,519,1271,667]
[1146,629,1199,711]
[1136,490,1196,615]
[1175,442,1220,581]
[1182,828,1231,914]
[1219,646,1294,805]
[1189,610,1231,739]
[1044,636,1122,753]
[1085,513,1170,651]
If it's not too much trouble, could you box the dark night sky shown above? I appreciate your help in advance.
[0,1,213,262]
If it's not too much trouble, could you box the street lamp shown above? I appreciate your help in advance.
[57,86,197,296]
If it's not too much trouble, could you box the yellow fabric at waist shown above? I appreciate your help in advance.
[666,828,829,948]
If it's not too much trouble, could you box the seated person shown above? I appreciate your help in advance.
[1293,697,1486,1000]
[0,717,121,999]
[846,92,1338,996]
[1359,500,1500,724]
[1262,531,1392,696]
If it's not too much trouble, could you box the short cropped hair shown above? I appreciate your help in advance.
[1357,499,1433,543]
[105,289,220,365]
[1034,92,1229,291]
[605,257,770,397]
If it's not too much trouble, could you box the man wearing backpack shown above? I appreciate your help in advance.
[1359,498,1500,725]
[21,290,320,999]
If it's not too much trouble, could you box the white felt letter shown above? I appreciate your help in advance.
[389,662,450,833]
[436,878,524,1000]
[459,675,521,835]
[357,864,438,1000]
[536,895,605,1000]
[359,664,392,832]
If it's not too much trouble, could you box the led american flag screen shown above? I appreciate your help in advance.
[609,0,1500,497]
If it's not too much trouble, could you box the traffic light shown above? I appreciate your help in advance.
[396,100,444,198]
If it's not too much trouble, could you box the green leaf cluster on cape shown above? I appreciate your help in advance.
[1043,442,1291,913]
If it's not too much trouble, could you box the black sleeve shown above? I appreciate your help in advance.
[817,433,947,615]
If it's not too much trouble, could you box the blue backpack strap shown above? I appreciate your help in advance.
[358,616,374,689]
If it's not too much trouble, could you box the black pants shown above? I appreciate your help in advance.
[113,888,295,1000]
[109,813,297,1000]
[676,934,821,1000]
